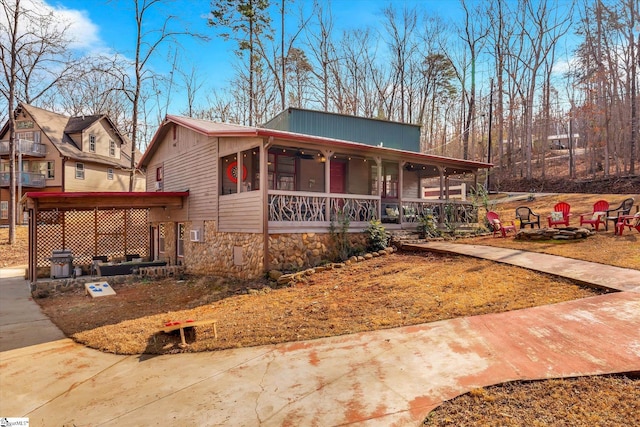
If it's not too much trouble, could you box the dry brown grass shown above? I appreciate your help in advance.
[465,193,640,270]
[423,375,640,427]
[37,252,599,355]
[0,225,28,267]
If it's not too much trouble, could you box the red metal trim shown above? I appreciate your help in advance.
[23,191,189,199]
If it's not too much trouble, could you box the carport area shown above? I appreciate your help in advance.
[21,191,188,284]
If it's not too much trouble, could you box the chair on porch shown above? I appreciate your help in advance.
[579,200,609,231]
[547,202,571,227]
[515,206,540,229]
[605,197,634,231]
[486,211,516,238]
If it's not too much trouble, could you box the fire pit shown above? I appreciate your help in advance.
[515,227,594,241]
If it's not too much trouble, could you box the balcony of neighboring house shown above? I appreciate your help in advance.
[0,139,47,157]
[0,171,46,188]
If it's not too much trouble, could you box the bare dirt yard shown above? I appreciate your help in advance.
[1,192,638,426]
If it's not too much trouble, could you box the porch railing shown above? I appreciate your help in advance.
[0,171,46,188]
[268,191,379,223]
[401,198,478,225]
[0,139,47,157]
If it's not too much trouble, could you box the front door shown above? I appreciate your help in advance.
[330,161,346,194]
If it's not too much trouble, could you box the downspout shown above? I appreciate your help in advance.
[262,137,273,273]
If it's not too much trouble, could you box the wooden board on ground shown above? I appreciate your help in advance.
[85,282,116,298]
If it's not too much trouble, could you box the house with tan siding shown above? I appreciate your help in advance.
[0,103,145,224]
[139,113,491,279]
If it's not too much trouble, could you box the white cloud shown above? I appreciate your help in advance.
[45,1,101,50]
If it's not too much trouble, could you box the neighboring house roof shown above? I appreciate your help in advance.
[2,103,140,169]
[65,115,104,134]
[140,115,492,173]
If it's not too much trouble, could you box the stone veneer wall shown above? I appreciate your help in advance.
[151,222,368,278]
[268,233,367,271]
[181,220,264,279]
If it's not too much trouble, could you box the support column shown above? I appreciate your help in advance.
[323,150,334,221]
[399,161,406,224]
[262,138,272,273]
[375,157,382,220]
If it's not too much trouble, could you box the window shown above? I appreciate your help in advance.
[89,134,96,152]
[109,140,116,157]
[46,161,54,179]
[158,224,165,253]
[107,168,114,180]
[0,201,7,219]
[16,131,40,143]
[373,162,398,199]
[177,223,185,258]
[156,166,163,181]
[75,163,85,179]
[267,149,296,191]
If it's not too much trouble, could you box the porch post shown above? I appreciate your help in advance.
[399,161,405,224]
[323,150,333,221]
[262,138,272,273]
[28,202,36,283]
[438,166,445,225]
[375,157,382,220]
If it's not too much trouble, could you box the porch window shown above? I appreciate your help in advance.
[371,162,399,198]
[158,224,165,253]
[75,163,85,180]
[177,223,185,258]
[89,134,96,152]
[0,201,7,219]
[268,150,296,191]
[240,148,259,192]
[221,153,239,195]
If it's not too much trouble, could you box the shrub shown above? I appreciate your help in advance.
[365,220,389,251]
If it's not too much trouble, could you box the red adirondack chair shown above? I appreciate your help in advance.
[547,202,571,227]
[579,200,609,231]
[486,211,516,238]
[616,213,640,235]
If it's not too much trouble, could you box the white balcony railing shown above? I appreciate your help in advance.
[0,139,47,157]
[0,171,46,188]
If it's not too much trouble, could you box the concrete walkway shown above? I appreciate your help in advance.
[0,267,65,352]
[1,248,640,426]
[412,241,640,293]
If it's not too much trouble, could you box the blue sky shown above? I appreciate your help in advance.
[42,0,467,113]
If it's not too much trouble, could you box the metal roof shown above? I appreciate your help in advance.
[21,191,188,210]
[140,115,492,174]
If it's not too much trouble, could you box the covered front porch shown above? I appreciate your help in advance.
[218,140,488,234]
